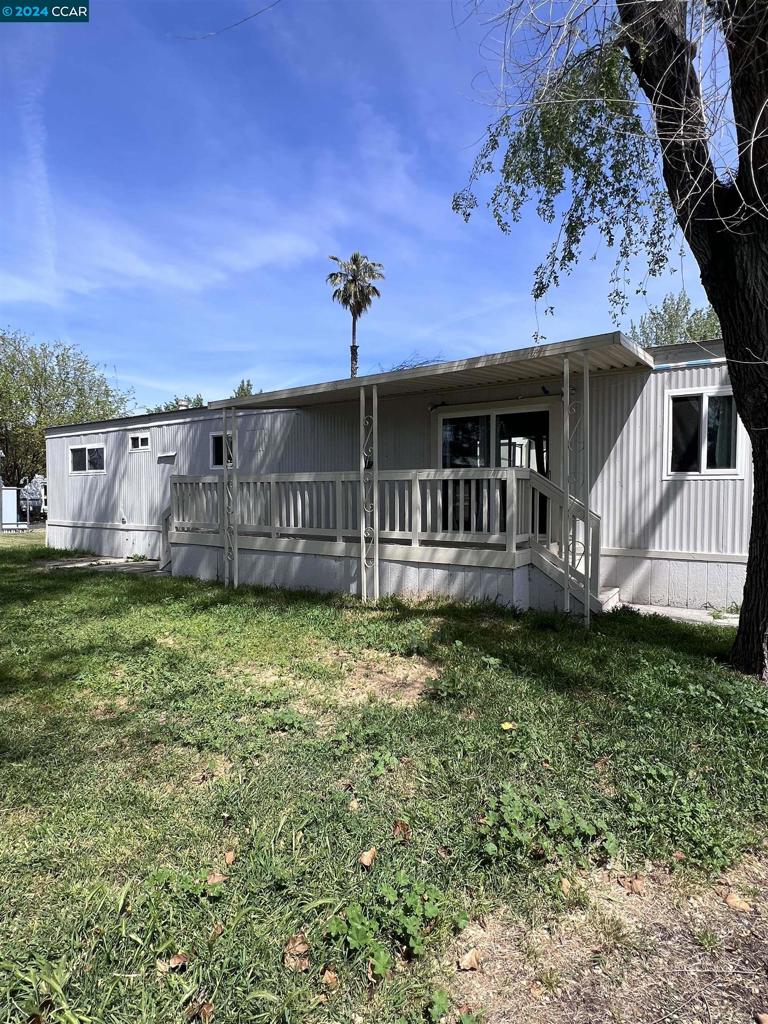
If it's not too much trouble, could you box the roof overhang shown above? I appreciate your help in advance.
[210,332,653,411]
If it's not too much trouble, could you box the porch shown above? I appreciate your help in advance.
[169,464,611,614]
[168,333,653,617]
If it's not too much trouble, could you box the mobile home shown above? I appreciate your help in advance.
[45,332,750,617]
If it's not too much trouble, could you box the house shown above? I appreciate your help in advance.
[44,332,750,620]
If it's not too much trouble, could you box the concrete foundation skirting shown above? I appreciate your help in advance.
[170,541,586,613]
[600,553,745,610]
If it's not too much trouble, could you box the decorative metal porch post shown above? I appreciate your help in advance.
[582,353,590,626]
[223,406,239,588]
[358,385,379,602]
[561,357,570,612]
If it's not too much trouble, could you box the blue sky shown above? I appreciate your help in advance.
[0,0,707,410]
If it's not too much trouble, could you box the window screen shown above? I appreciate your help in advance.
[87,447,105,471]
[441,416,490,468]
[706,395,736,469]
[670,396,701,473]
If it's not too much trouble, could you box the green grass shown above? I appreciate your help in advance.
[1,531,767,1023]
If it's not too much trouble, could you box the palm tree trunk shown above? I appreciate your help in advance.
[350,316,359,378]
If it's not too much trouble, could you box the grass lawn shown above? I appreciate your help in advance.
[1,532,767,1024]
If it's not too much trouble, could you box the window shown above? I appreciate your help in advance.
[707,394,736,470]
[497,410,550,474]
[129,434,150,452]
[668,390,737,476]
[670,396,702,472]
[442,415,490,467]
[70,445,105,474]
[210,432,234,469]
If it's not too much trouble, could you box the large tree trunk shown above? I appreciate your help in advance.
[705,250,768,680]
[704,233,768,679]
[350,316,359,378]
[731,428,768,678]
[617,0,768,677]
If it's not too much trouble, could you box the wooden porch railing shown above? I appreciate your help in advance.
[170,467,601,599]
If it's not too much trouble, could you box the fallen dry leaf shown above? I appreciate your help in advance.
[530,982,545,1000]
[753,1014,768,1024]
[618,873,645,895]
[458,948,481,971]
[284,932,311,972]
[321,967,339,989]
[437,845,451,860]
[500,721,518,731]
[156,958,170,975]
[186,992,213,1022]
[393,819,412,842]
[169,952,188,970]
[725,891,752,913]
[209,922,224,944]
[673,850,686,862]
[359,846,377,869]
[206,871,228,886]
[560,877,572,897]
[224,849,236,866]
[348,798,361,811]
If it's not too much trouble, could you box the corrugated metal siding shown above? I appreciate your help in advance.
[588,364,751,554]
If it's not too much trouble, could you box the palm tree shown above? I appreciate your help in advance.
[326,252,385,377]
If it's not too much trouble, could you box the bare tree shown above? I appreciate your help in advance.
[456,0,768,678]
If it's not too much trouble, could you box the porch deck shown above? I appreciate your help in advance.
[169,467,611,613]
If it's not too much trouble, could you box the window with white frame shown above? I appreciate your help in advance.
[439,407,550,474]
[210,432,234,469]
[129,433,150,452]
[70,445,105,474]
[667,389,738,476]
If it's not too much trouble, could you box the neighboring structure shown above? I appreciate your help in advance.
[45,333,749,616]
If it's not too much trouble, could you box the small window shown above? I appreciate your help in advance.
[670,396,701,473]
[129,434,150,452]
[442,415,490,468]
[210,432,234,469]
[668,391,737,476]
[707,394,736,470]
[70,445,105,474]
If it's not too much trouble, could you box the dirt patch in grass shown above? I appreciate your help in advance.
[450,853,768,1023]
[332,649,438,705]
[91,694,133,720]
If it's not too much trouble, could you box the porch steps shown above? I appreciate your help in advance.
[531,544,619,614]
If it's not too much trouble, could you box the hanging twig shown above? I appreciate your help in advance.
[176,0,282,41]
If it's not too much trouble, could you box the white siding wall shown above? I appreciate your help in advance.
[587,362,751,555]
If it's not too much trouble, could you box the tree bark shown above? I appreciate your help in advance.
[617,0,768,677]
[732,427,768,679]
[707,246,768,679]
[350,315,359,378]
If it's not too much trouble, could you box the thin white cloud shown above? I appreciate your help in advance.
[6,34,59,299]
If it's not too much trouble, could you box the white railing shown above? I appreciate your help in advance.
[171,469,530,549]
[171,476,221,532]
[528,470,601,599]
[170,467,601,597]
